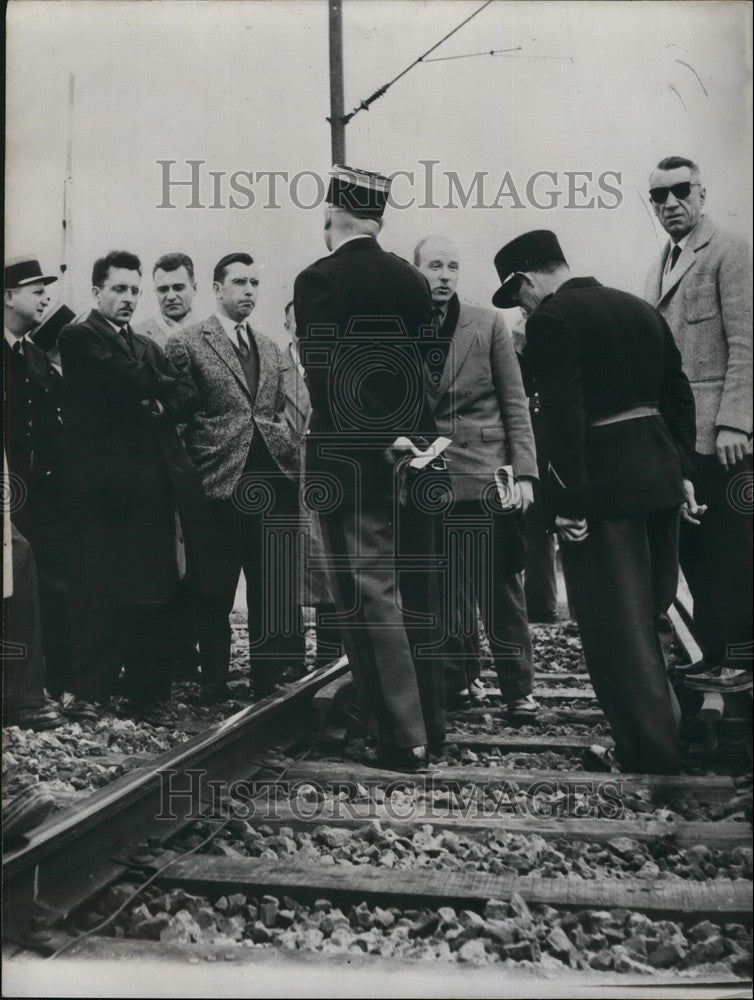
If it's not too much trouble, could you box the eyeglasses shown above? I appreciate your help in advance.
[649,182,700,205]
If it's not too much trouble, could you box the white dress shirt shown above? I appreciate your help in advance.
[215,311,250,350]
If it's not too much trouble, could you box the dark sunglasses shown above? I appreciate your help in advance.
[649,182,700,204]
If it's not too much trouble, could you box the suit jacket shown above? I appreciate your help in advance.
[59,309,222,606]
[645,216,752,454]
[4,336,68,584]
[165,314,299,501]
[524,277,696,519]
[428,300,537,500]
[133,315,170,351]
[293,236,437,496]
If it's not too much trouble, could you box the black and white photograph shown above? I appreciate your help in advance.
[3,1,752,997]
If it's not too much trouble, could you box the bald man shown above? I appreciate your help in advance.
[414,236,539,716]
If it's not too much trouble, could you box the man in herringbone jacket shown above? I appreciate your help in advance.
[166,252,303,700]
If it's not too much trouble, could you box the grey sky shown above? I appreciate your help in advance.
[6,0,751,345]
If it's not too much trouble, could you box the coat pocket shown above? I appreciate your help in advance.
[481,426,506,442]
[685,281,719,324]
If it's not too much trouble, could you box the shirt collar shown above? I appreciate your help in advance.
[215,310,248,347]
[102,315,126,335]
[332,234,373,253]
[670,216,702,250]
[4,327,23,351]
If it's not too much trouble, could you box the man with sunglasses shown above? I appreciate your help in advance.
[646,156,752,695]
[492,230,698,774]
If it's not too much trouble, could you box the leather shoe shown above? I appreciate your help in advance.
[59,692,103,722]
[7,701,65,731]
[583,744,619,773]
[380,746,429,773]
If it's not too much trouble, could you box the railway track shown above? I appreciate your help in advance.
[3,596,752,996]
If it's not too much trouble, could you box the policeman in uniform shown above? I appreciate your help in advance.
[492,231,699,774]
[4,256,72,709]
[294,166,448,770]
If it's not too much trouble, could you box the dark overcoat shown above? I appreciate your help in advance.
[59,309,223,608]
[523,277,696,519]
[4,337,68,586]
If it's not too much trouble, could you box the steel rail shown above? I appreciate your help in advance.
[2,657,350,943]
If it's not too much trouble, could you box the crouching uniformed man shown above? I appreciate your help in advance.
[492,230,700,774]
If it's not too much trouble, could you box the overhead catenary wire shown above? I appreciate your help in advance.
[424,47,574,63]
[339,0,495,125]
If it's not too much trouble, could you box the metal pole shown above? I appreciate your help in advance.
[61,72,74,300]
[328,0,345,164]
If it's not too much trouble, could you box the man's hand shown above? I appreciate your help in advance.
[680,478,707,526]
[716,428,752,470]
[139,398,164,416]
[383,436,424,466]
[518,479,534,514]
[555,515,589,543]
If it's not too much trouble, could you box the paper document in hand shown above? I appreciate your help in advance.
[409,436,452,469]
[494,465,522,509]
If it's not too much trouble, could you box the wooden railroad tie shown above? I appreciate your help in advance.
[155,855,753,920]
[214,803,752,849]
[283,761,736,801]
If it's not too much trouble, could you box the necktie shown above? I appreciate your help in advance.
[669,244,682,271]
[12,339,23,358]
[234,324,250,359]
[120,325,136,357]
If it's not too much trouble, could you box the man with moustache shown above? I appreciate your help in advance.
[135,252,197,350]
[494,230,698,774]
[413,236,539,718]
[58,251,213,722]
[3,256,68,726]
[166,254,303,701]
[294,166,450,770]
[645,156,752,693]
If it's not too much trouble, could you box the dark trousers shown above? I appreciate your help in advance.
[12,507,74,699]
[320,496,447,750]
[524,505,559,621]
[681,454,752,671]
[37,576,75,698]
[3,526,48,717]
[68,603,176,705]
[447,502,533,701]
[560,508,681,775]
[197,449,304,695]
[172,588,200,680]
[313,603,344,668]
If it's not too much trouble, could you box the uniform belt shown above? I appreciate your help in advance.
[591,404,660,427]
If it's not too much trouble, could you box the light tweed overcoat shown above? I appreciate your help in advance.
[645,215,752,454]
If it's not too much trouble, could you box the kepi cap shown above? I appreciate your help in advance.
[5,256,59,289]
[492,230,566,308]
[327,165,391,219]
